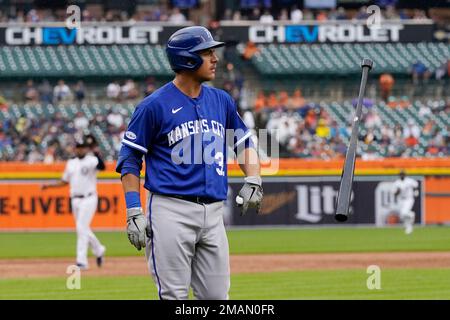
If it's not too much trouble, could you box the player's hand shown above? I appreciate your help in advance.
[236,176,263,216]
[126,208,150,251]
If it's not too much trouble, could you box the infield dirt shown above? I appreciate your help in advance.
[1,252,450,279]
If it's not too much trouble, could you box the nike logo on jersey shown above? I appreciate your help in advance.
[172,107,183,114]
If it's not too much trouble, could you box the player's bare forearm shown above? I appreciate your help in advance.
[121,173,141,193]
[237,147,260,177]
[41,180,68,190]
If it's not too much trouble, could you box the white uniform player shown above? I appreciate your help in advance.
[392,170,419,234]
[42,137,106,269]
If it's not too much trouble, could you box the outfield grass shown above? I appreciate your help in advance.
[2,268,450,300]
[1,226,450,258]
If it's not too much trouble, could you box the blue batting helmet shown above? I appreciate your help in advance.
[166,26,224,72]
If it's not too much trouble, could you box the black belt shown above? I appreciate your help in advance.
[160,194,221,205]
[72,192,95,199]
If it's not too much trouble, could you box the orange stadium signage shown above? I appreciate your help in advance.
[0,182,146,230]
[0,158,450,229]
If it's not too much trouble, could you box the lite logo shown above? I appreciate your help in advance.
[295,185,340,223]
[366,265,381,290]
[66,265,81,290]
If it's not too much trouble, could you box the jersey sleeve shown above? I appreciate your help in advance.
[121,101,155,154]
[225,93,253,151]
[62,162,71,183]
[411,179,419,188]
[88,156,99,169]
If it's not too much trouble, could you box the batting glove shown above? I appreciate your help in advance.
[236,176,263,216]
[126,208,150,251]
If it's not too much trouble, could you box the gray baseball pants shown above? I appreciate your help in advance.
[144,192,230,300]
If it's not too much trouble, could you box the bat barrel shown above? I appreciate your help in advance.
[334,58,373,223]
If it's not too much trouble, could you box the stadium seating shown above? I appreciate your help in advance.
[1,99,447,161]
[250,42,450,75]
[0,45,173,78]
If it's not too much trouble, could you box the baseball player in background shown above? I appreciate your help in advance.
[116,26,263,300]
[392,170,419,234]
[42,136,107,269]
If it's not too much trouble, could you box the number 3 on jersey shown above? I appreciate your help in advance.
[215,152,225,176]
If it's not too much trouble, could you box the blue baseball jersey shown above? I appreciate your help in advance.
[118,82,252,200]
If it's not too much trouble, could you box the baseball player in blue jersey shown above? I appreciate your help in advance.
[116,26,263,300]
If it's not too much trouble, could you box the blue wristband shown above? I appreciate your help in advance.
[125,192,141,209]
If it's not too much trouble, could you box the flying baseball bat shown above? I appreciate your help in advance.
[335,58,373,222]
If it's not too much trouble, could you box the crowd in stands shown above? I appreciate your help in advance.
[250,90,450,159]
[0,6,190,24]
[0,1,437,25]
[15,78,156,105]
[1,85,449,161]
[0,106,128,162]
[222,5,430,23]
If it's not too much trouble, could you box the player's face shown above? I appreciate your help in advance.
[75,146,88,158]
[195,48,219,81]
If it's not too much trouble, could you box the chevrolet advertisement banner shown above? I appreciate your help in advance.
[0,21,435,45]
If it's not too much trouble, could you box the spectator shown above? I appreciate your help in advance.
[53,80,72,103]
[223,9,233,20]
[303,9,314,20]
[121,79,139,100]
[74,80,86,104]
[43,144,56,164]
[278,90,290,111]
[355,6,369,20]
[267,92,280,111]
[316,119,331,139]
[0,93,8,110]
[73,111,89,130]
[435,59,450,80]
[107,80,121,100]
[24,80,39,102]
[278,8,288,20]
[168,8,187,24]
[290,89,307,115]
[316,11,328,21]
[254,91,267,113]
[403,120,420,139]
[411,61,431,84]
[248,8,261,21]
[38,80,53,104]
[232,11,242,21]
[379,73,395,101]
[290,6,303,23]
[362,146,381,160]
[107,108,124,129]
[259,10,273,24]
[241,41,260,60]
[364,110,382,130]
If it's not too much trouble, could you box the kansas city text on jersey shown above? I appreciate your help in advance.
[167,119,225,147]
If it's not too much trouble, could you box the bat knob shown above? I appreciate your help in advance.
[335,213,348,222]
[361,58,373,69]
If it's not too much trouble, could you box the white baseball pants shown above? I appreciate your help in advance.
[71,195,105,266]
